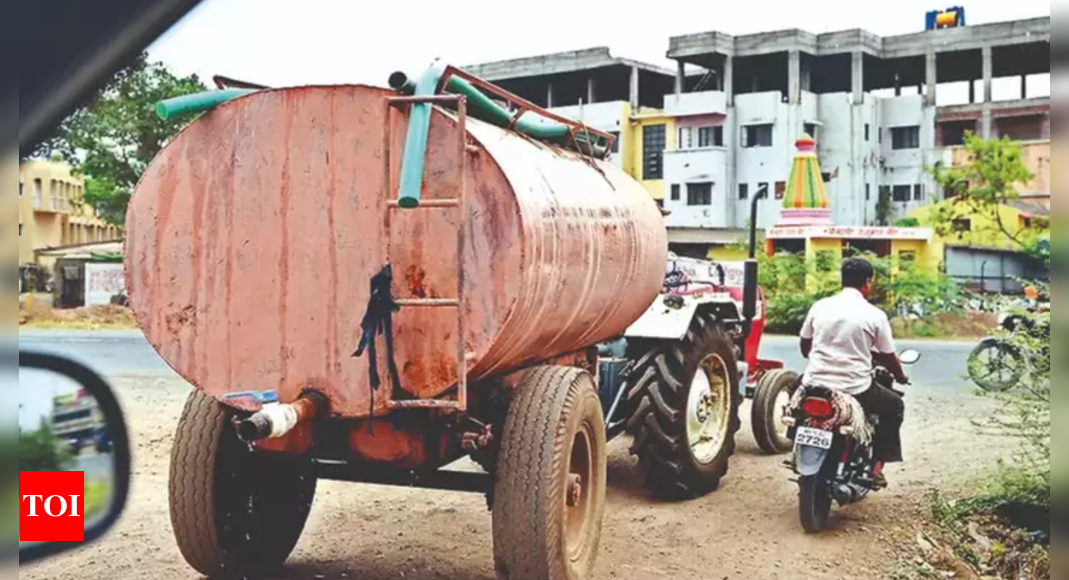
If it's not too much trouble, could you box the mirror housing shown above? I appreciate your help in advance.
[15,352,131,566]
[899,349,922,365]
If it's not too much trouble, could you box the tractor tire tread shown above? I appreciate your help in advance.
[623,312,743,500]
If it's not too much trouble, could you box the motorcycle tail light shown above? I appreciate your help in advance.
[802,397,834,419]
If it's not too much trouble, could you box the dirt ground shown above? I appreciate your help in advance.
[20,375,1010,580]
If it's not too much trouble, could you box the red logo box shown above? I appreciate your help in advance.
[20,471,85,542]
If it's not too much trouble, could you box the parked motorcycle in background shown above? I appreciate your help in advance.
[783,350,922,533]
[967,299,1050,392]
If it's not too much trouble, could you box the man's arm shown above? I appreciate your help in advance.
[873,314,908,383]
[799,307,816,359]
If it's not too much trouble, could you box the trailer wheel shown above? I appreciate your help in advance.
[752,369,800,455]
[624,313,742,500]
[493,366,607,580]
[169,390,317,579]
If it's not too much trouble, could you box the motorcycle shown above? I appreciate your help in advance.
[968,306,1050,392]
[784,349,921,533]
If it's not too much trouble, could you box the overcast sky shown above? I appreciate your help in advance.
[148,0,1050,103]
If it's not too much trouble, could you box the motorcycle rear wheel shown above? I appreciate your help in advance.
[799,475,833,534]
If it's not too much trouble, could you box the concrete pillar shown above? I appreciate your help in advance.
[925,50,938,107]
[788,49,801,105]
[724,56,734,106]
[675,61,685,96]
[587,77,597,105]
[546,82,555,108]
[629,66,640,111]
[982,46,993,103]
[851,51,864,105]
[981,46,993,138]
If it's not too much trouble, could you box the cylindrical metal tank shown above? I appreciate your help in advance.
[125,84,667,418]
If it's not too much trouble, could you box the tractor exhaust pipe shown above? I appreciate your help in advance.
[237,391,328,443]
[741,184,769,343]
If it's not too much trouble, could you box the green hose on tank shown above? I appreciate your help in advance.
[154,89,257,121]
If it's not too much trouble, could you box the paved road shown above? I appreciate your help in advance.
[18,329,977,391]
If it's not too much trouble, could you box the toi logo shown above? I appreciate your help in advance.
[20,471,85,542]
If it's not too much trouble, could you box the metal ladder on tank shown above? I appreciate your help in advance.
[382,93,474,413]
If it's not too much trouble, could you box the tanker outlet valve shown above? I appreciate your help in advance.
[233,391,329,443]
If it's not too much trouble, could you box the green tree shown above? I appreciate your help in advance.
[927,133,1045,250]
[34,53,207,227]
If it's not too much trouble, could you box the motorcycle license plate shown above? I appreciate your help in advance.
[795,426,834,450]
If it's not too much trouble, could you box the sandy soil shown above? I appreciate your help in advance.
[20,376,1011,580]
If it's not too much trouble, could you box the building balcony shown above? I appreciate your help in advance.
[663,90,727,118]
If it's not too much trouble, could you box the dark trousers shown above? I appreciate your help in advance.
[854,383,905,464]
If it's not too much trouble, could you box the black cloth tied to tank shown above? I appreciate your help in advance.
[352,265,403,420]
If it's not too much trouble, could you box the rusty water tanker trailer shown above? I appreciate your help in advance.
[130,66,752,580]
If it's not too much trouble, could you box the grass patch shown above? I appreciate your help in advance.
[84,481,112,520]
[19,304,138,330]
[892,311,997,340]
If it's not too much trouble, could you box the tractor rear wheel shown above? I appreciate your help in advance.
[169,390,317,579]
[492,366,607,580]
[752,369,800,454]
[623,312,742,500]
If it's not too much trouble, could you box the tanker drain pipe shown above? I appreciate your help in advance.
[236,391,328,444]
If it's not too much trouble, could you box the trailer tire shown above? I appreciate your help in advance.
[493,366,607,580]
[169,390,317,579]
[752,369,800,455]
[624,313,742,500]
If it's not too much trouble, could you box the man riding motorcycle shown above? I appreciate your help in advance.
[797,258,908,488]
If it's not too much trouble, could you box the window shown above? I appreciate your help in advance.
[866,184,871,201]
[670,184,681,201]
[775,181,787,199]
[892,185,912,202]
[952,218,972,233]
[879,185,891,202]
[609,131,620,154]
[643,124,666,180]
[865,124,871,141]
[804,123,818,141]
[899,251,917,263]
[686,182,713,206]
[19,182,23,197]
[891,126,920,150]
[913,184,924,201]
[32,179,42,209]
[738,183,749,200]
[678,127,693,150]
[19,224,23,237]
[698,126,723,148]
[742,124,773,148]
[821,172,832,183]
[758,183,770,200]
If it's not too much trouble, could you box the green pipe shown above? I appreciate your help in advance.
[155,89,257,121]
[389,70,609,157]
[395,66,446,209]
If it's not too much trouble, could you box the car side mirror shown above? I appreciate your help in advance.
[899,349,922,365]
[12,352,131,566]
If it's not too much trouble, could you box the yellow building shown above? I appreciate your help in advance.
[18,160,121,266]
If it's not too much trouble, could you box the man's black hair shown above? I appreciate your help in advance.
[842,257,875,290]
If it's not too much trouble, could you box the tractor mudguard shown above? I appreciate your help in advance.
[795,445,830,477]
[624,299,699,341]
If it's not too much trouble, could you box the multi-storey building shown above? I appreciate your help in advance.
[18,160,121,266]
[465,16,1050,259]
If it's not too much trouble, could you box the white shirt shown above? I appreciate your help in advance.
[800,288,897,395]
